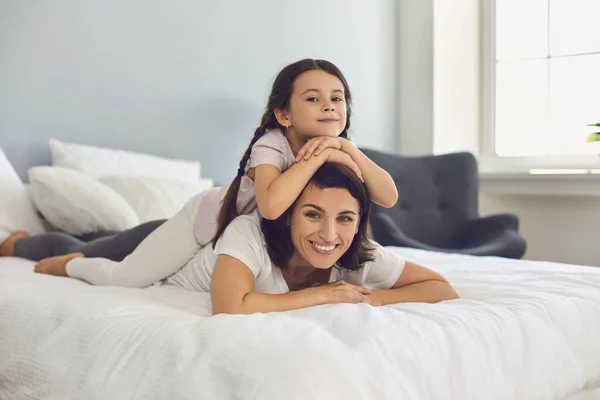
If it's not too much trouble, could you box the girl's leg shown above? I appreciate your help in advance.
[58,193,205,288]
[11,220,165,262]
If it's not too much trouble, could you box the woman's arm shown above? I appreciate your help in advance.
[367,261,460,306]
[253,148,362,220]
[210,255,375,315]
[211,254,320,314]
[339,139,398,208]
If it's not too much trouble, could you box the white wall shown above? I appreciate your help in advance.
[398,0,599,267]
[0,0,398,184]
[433,0,480,156]
[397,0,434,155]
[398,0,480,156]
[480,195,600,267]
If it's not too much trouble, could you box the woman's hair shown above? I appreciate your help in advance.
[211,58,353,248]
[261,162,375,271]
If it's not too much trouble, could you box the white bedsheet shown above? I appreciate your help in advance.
[1,249,600,400]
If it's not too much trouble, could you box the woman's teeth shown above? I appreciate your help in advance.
[312,242,336,252]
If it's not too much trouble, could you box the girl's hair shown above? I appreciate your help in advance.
[261,162,375,271]
[211,58,353,247]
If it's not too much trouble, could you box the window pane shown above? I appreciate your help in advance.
[495,0,548,60]
[548,54,600,155]
[550,0,600,56]
[495,60,549,156]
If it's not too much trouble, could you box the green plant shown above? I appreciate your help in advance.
[586,123,600,143]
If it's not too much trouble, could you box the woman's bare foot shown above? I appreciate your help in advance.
[34,253,85,276]
[0,231,29,257]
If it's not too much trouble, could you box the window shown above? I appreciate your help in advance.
[482,0,600,171]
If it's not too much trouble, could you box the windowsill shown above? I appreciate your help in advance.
[480,170,600,197]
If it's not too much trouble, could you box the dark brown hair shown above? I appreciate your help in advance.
[261,162,375,271]
[211,59,353,248]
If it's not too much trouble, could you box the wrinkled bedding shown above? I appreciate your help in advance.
[1,248,600,400]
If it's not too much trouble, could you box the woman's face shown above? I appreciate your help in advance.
[289,184,360,270]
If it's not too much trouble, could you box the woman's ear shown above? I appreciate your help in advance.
[274,108,290,128]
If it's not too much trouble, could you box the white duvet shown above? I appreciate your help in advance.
[1,248,600,400]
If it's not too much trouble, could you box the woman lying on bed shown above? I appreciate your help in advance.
[19,163,459,314]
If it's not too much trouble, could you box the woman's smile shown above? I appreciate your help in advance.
[308,240,339,254]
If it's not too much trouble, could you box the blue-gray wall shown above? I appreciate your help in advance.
[0,0,398,184]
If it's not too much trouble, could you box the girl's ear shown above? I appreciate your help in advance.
[274,108,290,128]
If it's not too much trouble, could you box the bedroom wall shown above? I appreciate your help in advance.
[479,195,600,267]
[0,0,397,184]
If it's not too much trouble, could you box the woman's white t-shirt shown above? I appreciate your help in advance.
[165,211,406,294]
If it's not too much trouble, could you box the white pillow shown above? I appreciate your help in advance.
[50,138,201,182]
[28,166,140,235]
[100,176,214,223]
[0,147,46,243]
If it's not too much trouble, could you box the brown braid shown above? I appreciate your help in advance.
[210,113,277,248]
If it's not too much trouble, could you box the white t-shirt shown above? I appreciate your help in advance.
[165,211,406,294]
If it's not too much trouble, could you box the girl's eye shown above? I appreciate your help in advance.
[306,97,318,102]
[305,212,320,220]
[332,97,343,102]
[337,216,353,223]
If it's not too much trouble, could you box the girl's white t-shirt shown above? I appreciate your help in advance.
[192,129,296,246]
[165,211,406,294]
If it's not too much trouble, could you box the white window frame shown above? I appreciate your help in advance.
[479,0,600,174]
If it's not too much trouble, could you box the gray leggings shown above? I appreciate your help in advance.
[13,220,166,261]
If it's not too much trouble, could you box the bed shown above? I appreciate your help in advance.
[2,247,600,400]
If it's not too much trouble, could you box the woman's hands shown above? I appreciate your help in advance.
[306,280,380,306]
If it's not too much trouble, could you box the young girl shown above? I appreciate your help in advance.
[34,58,399,287]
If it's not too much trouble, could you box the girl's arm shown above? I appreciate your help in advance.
[339,139,398,208]
[294,137,398,208]
[253,148,362,220]
[210,254,374,315]
[367,261,460,305]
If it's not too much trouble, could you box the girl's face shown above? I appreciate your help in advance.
[288,184,360,270]
[279,69,347,139]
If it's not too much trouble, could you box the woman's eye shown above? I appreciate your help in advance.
[338,216,353,223]
[305,212,320,220]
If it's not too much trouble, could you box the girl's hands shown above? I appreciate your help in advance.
[307,280,380,306]
[321,148,364,182]
[296,137,362,180]
[295,136,344,162]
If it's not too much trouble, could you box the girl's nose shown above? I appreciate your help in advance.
[323,102,335,112]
